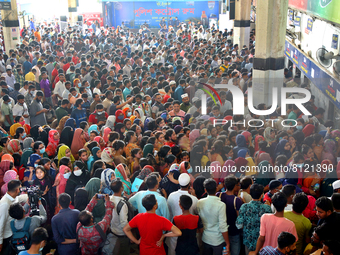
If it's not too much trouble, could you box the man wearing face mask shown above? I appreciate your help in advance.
[257,232,296,255]
[17,227,50,255]
[29,91,48,127]
[89,104,108,127]
[1,95,14,131]
[24,84,36,112]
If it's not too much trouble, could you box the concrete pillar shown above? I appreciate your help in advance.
[233,0,251,50]
[68,0,77,26]
[252,0,288,106]
[1,0,20,51]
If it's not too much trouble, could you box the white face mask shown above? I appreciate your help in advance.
[74,170,82,176]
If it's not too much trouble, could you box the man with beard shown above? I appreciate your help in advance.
[29,90,48,126]
[180,94,191,112]
[258,232,296,255]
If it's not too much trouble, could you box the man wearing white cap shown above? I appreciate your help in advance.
[332,180,340,194]
[4,65,16,89]
[180,93,191,113]
[166,173,198,255]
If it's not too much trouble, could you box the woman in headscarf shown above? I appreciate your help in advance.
[210,140,225,166]
[65,118,76,129]
[134,108,146,123]
[59,126,74,148]
[264,127,276,145]
[56,116,70,134]
[179,161,195,184]
[57,145,75,165]
[143,143,154,158]
[234,157,249,178]
[115,110,125,124]
[85,177,105,222]
[124,131,138,158]
[101,147,116,169]
[0,160,12,187]
[7,139,22,155]
[228,130,238,147]
[302,124,315,137]
[255,160,275,187]
[322,139,337,164]
[88,124,99,137]
[33,165,56,220]
[313,133,324,162]
[160,164,180,197]
[115,123,125,140]
[87,147,101,171]
[10,123,22,138]
[115,163,132,196]
[233,135,248,158]
[254,135,265,152]
[55,159,72,212]
[189,129,200,148]
[256,152,273,166]
[20,137,34,167]
[174,125,183,135]
[100,168,115,195]
[94,136,105,151]
[105,116,116,130]
[65,161,90,204]
[74,188,89,211]
[274,139,292,160]
[210,161,223,188]
[102,127,111,145]
[46,130,60,158]
[71,128,86,159]
[1,170,18,195]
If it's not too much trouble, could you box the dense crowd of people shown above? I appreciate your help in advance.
[0,18,339,255]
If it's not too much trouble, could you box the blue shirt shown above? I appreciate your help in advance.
[123,87,131,101]
[23,61,32,75]
[51,208,80,254]
[71,108,87,127]
[129,190,170,220]
[174,85,184,103]
[259,246,284,255]
[125,45,131,58]
[236,200,272,250]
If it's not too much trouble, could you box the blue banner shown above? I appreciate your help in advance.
[307,18,313,31]
[110,1,219,28]
[294,16,301,27]
[332,34,338,50]
[285,39,340,109]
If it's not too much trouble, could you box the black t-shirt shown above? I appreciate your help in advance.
[109,103,117,116]
[173,214,203,255]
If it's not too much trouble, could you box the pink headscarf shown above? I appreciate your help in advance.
[210,161,222,182]
[302,124,315,137]
[242,131,251,145]
[179,161,195,186]
[1,170,17,196]
[189,129,200,147]
[94,136,105,150]
[103,127,111,144]
[222,160,235,181]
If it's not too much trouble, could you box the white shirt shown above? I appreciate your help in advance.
[0,193,28,244]
[19,87,28,95]
[32,66,41,83]
[4,73,16,88]
[54,81,66,98]
[13,102,30,124]
[167,190,198,221]
[109,196,128,236]
[62,89,70,99]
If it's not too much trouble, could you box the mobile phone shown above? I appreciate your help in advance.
[97,194,105,199]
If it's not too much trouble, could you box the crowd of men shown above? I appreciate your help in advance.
[0,17,339,255]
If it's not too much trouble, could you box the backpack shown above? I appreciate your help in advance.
[10,217,32,253]
[116,198,135,222]
[77,223,107,255]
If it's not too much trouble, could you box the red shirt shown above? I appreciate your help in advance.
[72,56,79,64]
[163,94,170,103]
[129,213,173,255]
[63,63,70,73]
[89,112,109,124]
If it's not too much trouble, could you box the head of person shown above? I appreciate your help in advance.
[249,183,264,200]
[7,179,21,197]
[58,193,71,209]
[30,227,49,251]
[203,178,217,195]
[277,232,297,255]
[179,194,193,211]
[142,194,158,211]
[291,192,309,213]
[315,197,333,220]
[322,240,340,255]
[9,202,26,220]
[145,175,159,190]
[224,175,238,192]
[272,192,287,212]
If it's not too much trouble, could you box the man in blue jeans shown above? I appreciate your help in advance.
[216,175,243,255]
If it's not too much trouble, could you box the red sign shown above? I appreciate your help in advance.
[82,12,103,27]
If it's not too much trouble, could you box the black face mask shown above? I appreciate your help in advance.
[36,98,41,103]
